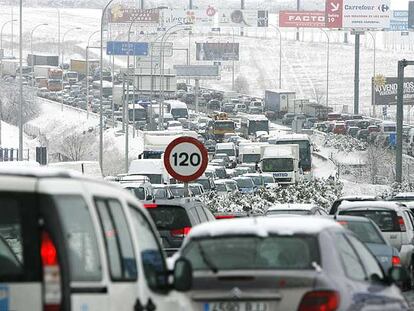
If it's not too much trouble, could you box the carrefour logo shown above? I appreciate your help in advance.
[344,4,389,12]
[378,4,390,12]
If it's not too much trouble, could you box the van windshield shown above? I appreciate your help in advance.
[171,108,188,119]
[242,154,261,163]
[217,148,235,156]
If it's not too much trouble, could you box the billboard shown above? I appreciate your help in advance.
[279,11,325,28]
[372,77,414,106]
[174,65,220,79]
[326,0,391,29]
[109,6,160,23]
[218,10,269,27]
[196,43,239,61]
[107,41,149,56]
[160,8,217,26]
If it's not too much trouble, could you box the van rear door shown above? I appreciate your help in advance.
[0,190,42,311]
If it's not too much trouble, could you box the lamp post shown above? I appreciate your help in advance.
[30,23,48,87]
[269,25,282,89]
[56,9,61,65]
[159,24,192,129]
[0,19,17,54]
[86,30,99,119]
[368,31,376,117]
[61,27,81,112]
[18,0,22,160]
[320,28,330,107]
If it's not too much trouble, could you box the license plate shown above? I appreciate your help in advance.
[205,302,269,311]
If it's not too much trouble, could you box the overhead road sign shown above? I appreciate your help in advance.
[279,11,325,28]
[394,10,408,19]
[372,76,414,106]
[326,0,391,29]
[109,6,160,23]
[107,41,149,56]
[174,65,220,80]
[163,137,208,183]
[389,20,408,31]
[218,10,269,27]
[196,43,239,61]
[150,42,173,57]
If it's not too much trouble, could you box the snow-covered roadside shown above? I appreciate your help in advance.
[1,121,39,160]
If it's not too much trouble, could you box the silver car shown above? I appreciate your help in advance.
[177,217,409,310]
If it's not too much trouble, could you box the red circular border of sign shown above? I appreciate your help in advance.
[164,136,209,183]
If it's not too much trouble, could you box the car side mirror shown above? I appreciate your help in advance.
[387,266,409,285]
[173,257,193,292]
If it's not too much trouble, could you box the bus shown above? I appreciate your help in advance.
[164,100,188,119]
[268,134,312,175]
[240,115,269,138]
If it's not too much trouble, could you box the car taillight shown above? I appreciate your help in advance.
[144,203,157,209]
[170,227,191,238]
[41,231,61,311]
[215,215,235,219]
[398,216,406,232]
[298,290,339,311]
[392,256,401,266]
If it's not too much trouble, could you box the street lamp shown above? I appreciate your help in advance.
[30,23,48,87]
[0,19,17,53]
[269,25,282,89]
[320,28,330,107]
[18,0,23,160]
[367,31,376,117]
[62,27,81,65]
[159,24,192,129]
[56,9,61,65]
[86,30,100,119]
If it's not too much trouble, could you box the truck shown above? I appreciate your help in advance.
[139,130,198,159]
[27,54,59,67]
[259,144,300,185]
[302,102,332,120]
[1,59,31,77]
[128,159,171,184]
[63,71,79,84]
[264,89,296,119]
[70,59,100,80]
[238,142,267,164]
[33,65,63,90]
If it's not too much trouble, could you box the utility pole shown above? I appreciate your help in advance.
[240,0,245,36]
[18,0,22,160]
[189,0,192,9]
[296,0,300,41]
[396,60,406,183]
[354,33,360,114]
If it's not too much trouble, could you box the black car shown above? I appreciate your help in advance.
[145,198,215,256]
[357,129,370,141]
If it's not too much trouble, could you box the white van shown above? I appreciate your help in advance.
[0,167,192,311]
[128,159,171,184]
[164,100,189,120]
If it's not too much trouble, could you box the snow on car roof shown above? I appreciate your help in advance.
[394,193,414,199]
[267,204,317,211]
[339,201,405,210]
[189,216,341,238]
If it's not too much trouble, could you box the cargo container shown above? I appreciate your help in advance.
[302,102,332,120]
[264,89,296,119]
[27,54,59,67]
[70,59,99,77]
[1,59,30,77]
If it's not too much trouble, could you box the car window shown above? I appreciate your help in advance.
[54,195,101,281]
[404,211,414,230]
[189,207,201,223]
[318,208,328,216]
[196,206,208,222]
[346,234,384,280]
[128,205,168,291]
[204,208,216,221]
[336,233,366,281]
[340,210,401,232]
[147,205,192,230]
[95,198,137,281]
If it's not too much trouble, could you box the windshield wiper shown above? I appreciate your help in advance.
[198,243,218,273]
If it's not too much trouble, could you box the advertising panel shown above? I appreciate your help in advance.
[109,6,160,23]
[372,76,414,106]
[160,8,217,26]
[174,65,220,79]
[218,10,269,27]
[279,11,325,28]
[196,43,239,61]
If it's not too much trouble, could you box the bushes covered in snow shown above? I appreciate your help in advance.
[201,178,343,214]
[324,133,367,152]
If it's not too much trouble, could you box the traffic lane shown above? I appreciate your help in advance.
[403,291,414,309]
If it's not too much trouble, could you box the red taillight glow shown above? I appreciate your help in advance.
[215,215,235,219]
[41,231,58,266]
[298,290,339,311]
[170,227,191,237]
[337,221,348,226]
[398,216,406,232]
[392,256,401,266]
[144,203,158,209]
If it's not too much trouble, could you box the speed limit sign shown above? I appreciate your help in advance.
[163,136,208,182]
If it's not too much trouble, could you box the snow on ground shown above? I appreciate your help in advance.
[1,121,39,160]
[312,154,336,180]
[341,179,389,197]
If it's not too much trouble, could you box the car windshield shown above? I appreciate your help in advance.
[235,178,254,188]
[338,220,385,244]
[125,187,145,200]
[262,158,294,172]
[183,236,320,270]
[217,148,235,156]
[226,182,238,191]
[171,108,188,118]
[189,186,201,196]
[153,188,168,199]
[340,210,401,232]
[170,187,186,198]
[215,168,227,179]
[216,183,227,192]
[247,176,262,186]
[147,206,190,231]
[215,121,235,130]
[196,179,211,190]
[242,154,261,163]
[262,176,275,184]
